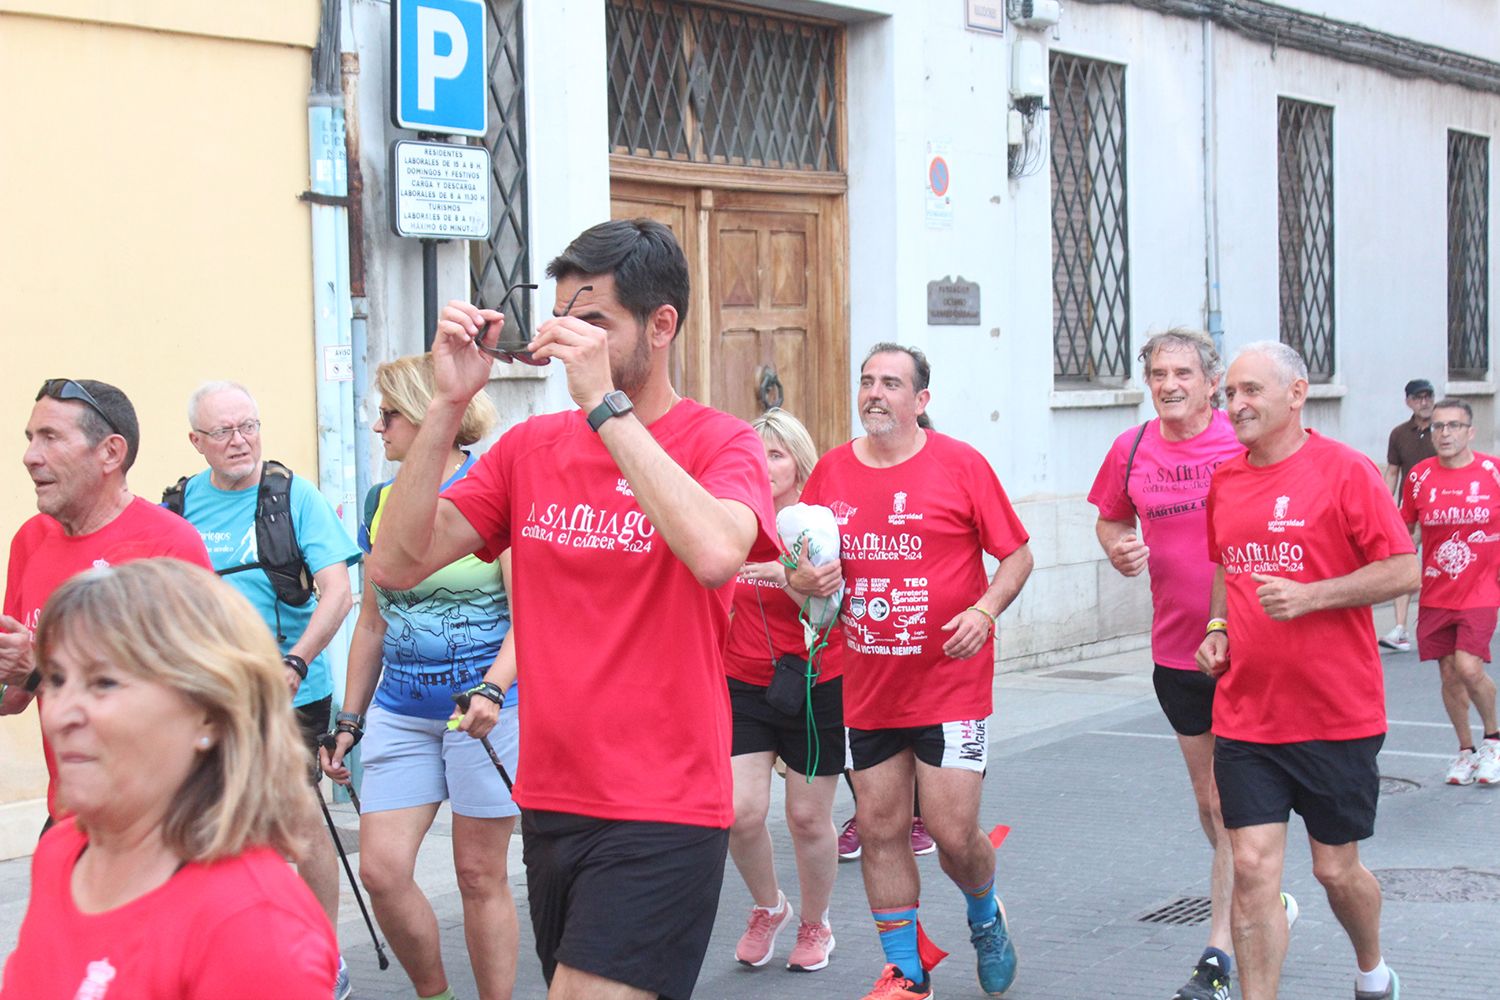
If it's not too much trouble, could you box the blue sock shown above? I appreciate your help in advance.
[960,875,999,926]
[1201,946,1232,976]
[872,904,922,981]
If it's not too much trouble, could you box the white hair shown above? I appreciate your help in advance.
[1232,341,1309,386]
[188,381,258,428]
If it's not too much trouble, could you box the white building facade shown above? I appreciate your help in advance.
[349,0,1500,667]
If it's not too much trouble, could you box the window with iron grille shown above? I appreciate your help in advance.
[606,0,840,172]
[1277,99,1335,382]
[469,0,531,332]
[1449,130,1490,380]
[1051,53,1130,383]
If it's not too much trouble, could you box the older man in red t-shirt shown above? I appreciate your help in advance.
[1,379,212,823]
[1196,343,1417,1000]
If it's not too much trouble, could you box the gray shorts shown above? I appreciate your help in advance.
[360,703,520,818]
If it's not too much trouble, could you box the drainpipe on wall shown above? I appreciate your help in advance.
[308,0,358,718]
[1202,19,1224,359]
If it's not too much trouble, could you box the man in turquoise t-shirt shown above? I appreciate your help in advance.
[173,380,361,1000]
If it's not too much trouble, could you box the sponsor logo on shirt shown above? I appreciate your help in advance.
[75,959,116,999]
[1434,531,1478,579]
[1421,504,1493,527]
[887,492,924,525]
[1267,495,1305,533]
[520,501,656,554]
[91,558,110,570]
[827,500,858,525]
[615,477,634,497]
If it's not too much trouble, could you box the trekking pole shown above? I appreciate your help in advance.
[449,691,515,793]
[315,738,389,971]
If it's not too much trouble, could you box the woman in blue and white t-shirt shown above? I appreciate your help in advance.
[320,353,518,1000]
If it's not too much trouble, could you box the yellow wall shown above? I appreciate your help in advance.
[0,2,321,857]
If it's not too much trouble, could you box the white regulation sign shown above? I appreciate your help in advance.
[389,139,490,239]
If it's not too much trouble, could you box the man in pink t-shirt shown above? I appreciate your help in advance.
[791,345,1032,1000]
[1197,343,1417,1000]
[1089,329,1259,1000]
[1400,397,1500,785]
[367,220,777,1000]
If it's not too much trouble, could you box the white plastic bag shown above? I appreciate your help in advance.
[775,503,843,629]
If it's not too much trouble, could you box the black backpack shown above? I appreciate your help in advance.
[163,460,315,609]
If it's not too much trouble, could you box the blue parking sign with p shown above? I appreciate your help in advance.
[391,0,487,137]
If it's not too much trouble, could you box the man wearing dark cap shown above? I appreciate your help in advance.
[0,379,212,825]
[1382,378,1437,651]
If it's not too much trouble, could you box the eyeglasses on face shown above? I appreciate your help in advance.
[195,419,261,443]
[473,282,594,358]
[35,379,122,436]
[1432,421,1472,433]
[376,408,404,426]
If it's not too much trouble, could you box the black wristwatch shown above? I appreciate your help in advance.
[468,681,505,707]
[587,390,634,431]
[334,710,366,747]
[282,654,309,681]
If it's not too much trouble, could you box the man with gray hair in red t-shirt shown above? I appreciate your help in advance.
[1197,341,1417,1000]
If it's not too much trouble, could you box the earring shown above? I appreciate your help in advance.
[197,736,212,750]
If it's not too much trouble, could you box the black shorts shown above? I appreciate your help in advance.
[728,676,846,777]
[848,719,988,773]
[294,695,332,784]
[521,809,728,999]
[1153,665,1217,737]
[1214,735,1384,845]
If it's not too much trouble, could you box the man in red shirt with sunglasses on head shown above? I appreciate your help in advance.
[1,379,211,827]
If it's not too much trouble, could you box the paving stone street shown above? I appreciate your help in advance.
[2,616,1496,998]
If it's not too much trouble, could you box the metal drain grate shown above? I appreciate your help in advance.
[1379,776,1420,796]
[1374,868,1500,902]
[1040,669,1126,682]
[1138,896,1213,926]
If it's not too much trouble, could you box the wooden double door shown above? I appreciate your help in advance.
[610,180,849,455]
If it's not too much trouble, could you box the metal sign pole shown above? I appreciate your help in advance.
[423,238,438,350]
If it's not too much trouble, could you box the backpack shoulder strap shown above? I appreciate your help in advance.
[1122,420,1151,514]
[161,476,191,516]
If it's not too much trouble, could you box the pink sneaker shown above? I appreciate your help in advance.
[787,919,835,971]
[910,817,936,856]
[838,816,862,860]
[735,893,792,967]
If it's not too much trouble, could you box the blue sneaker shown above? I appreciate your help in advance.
[969,900,1017,995]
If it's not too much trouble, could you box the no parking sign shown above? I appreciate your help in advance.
[926,140,953,229]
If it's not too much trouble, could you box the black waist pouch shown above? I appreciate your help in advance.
[765,653,807,716]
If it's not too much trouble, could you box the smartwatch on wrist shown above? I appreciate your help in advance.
[587,390,634,432]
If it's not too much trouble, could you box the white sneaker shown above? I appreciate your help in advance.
[1475,741,1500,784]
[1447,747,1479,785]
[1282,891,1299,930]
[1378,626,1410,652]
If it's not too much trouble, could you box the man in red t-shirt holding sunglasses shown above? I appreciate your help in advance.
[1197,342,1417,1000]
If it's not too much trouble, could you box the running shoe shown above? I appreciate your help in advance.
[1172,952,1230,1000]
[859,964,932,999]
[1447,748,1479,785]
[1354,967,1400,1000]
[1475,740,1500,784]
[910,817,937,856]
[838,816,862,860]
[1283,890,1300,930]
[970,900,1017,995]
[332,956,351,1000]
[786,919,835,971]
[735,892,792,967]
[1377,626,1410,652]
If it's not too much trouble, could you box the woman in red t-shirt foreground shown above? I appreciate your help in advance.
[723,409,847,974]
[1,559,337,999]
